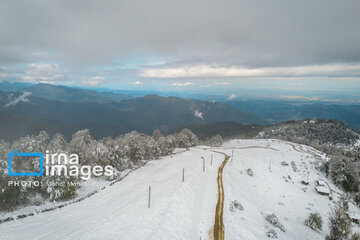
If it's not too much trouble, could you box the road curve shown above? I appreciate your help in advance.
[212,151,230,240]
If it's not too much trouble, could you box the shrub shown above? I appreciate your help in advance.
[266,229,277,238]
[304,212,322,231]
[229,200,244,212]
[246,168,254,177]
[265,213,285,232]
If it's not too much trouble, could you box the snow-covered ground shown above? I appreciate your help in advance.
[222,139,360,240]
[1,139,360,240]
[0,148,223,240]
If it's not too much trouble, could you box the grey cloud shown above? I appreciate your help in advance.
[0,0,360,69]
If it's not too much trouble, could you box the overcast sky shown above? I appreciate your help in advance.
[1,0,360,98]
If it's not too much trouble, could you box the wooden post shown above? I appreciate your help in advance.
[182,168,185,182]
[203,158,205,172]
[148,186,151,208]
[210,154,213,166]
[269,160,271,171]
[231,149,234,164]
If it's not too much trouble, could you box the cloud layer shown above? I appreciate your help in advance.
[140,63,360,78]
[0,0,359,91]
[22,63,65,83]
[1,0,360,68]
[82,76,106,86]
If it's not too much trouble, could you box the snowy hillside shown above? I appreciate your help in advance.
[1,139,360,239]
[221,139,360,239]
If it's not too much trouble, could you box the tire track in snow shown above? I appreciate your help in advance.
[211,151,230,240]
[273,139,323,157]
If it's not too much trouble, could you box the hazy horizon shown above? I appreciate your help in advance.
[1,0,360,98]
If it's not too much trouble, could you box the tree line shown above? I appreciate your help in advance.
[0,128,199,211]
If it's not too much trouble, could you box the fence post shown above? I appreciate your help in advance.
[211,154,213,166]
[269,160,272,172]
[182,168,185,182]
[148,186,151,208]
[203,158,205,172]
[231,149,234,164]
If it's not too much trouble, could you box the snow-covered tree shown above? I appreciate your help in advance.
[204,134,223,147]
[157,136,172,155]
[331,156,360,193]
[175,129,199,148]
[11,131,49,153]
[0,128,200,211]
[326,203,352,240]
[165,134,177,152]
[70,129,97,165]
[0,139,10,160]
[41,176,78,201]
[152,129,162,141]
[143,136,161,160]
[101,137,128,170]
[123,131,146,164]
[48,133,69,153]
[0,175,28,211]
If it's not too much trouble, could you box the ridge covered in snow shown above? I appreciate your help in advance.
[1,139,359,239]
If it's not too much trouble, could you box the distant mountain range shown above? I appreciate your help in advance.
[178,119,360,143]
[173,121,262,140]
[0,80,33,91]
[0,82,359,141]
[22,83,133,103]
[0,87,267,141]
[228,99,360,130]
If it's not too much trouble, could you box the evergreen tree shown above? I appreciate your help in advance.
[326,202,352,240]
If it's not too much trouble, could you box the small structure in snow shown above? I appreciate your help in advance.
[317,180,326,187]
[315,180,330,195]
[315,186,330,196]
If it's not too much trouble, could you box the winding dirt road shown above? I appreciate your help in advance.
[212,151,230,240]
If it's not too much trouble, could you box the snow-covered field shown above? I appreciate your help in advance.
[0,148,223,240]
[222,139,360,239]
[1,139,360,240]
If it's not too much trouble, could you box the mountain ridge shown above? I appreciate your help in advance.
[0,90,267,141]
